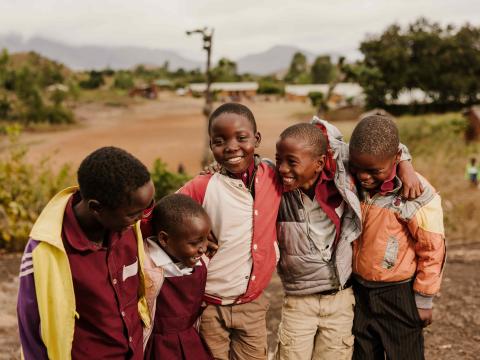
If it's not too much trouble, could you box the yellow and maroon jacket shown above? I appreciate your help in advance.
[353,174,446,308]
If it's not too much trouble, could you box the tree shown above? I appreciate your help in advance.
[311,56,335,83]
[354,18,480,108]
[285,52,310,84]
[212,57,238,82]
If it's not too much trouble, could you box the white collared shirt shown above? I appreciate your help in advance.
[146,237,201,277]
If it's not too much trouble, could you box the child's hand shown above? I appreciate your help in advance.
[206,231,219,258]
[200,161,222,175]
[398,161,423,199]
[417,308,433,327]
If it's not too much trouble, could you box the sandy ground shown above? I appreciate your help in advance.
[1,243,479,360]
[1,96,479,359]
[16,95,322,175]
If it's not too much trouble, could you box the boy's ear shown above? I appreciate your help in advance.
[316,154,327,173]
[395,149,402,164]
[157,231,169,248]
[254,132,262,148]
[88,199,103,214]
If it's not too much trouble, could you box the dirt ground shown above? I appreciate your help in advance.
[1,243,479,360]
[1,96,479,359]
[15,95,324,175]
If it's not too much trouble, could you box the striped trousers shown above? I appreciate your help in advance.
[352,280,424,360]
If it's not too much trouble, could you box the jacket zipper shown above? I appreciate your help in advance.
[355,191,380,272]
[299,189,342,289]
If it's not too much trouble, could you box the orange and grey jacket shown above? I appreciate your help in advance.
[353,174,446,309]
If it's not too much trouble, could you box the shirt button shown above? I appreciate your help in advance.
[251,275,256,281]
[253,244,258,250]
[129,336,133,342]
[254,210,258,216]
[112,278,118,285]
[121,311,126,317]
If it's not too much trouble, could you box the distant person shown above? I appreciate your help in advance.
[466,157,478,187]
[178,103,283,360]
[348,116,446,360]
[274,121,420,360]
[143,194,214,360]
[17,146,155,360]
[177,162,186,174]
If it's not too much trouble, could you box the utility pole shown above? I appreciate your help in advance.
[186,27,214,167]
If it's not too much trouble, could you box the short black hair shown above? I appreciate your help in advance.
[279,123,327,157]
[151,194,209,237]
[349,115,399,158]
[208,102,257,135]
[77,146,151,208]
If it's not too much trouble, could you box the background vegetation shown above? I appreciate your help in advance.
[0,125,190,251]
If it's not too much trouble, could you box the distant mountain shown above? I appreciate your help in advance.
[0,34,202,70]
[0,35,325,75]
[236,45,316,75]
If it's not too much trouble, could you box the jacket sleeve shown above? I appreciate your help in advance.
[407,193,446,309]
[17,240,49,360]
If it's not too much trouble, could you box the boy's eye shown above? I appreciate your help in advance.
[237,135,248,142]
[212,139,224,145]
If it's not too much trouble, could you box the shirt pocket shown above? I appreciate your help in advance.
[123,257,139,282]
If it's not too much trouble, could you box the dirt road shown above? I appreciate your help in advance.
[17,96,315,175]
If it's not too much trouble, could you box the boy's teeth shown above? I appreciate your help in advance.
[226,157,242,164]
[283,177,294,184]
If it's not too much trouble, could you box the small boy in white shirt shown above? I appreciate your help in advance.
[143,194,213,360]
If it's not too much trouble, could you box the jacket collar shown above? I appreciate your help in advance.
[30,186,78,252]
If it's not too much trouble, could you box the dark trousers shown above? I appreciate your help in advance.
[352,280,424,360]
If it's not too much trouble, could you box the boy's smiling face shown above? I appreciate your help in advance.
[349,151,400,191]
[275,136,325,192]
[158,213,211,268]
[209,113,261,174]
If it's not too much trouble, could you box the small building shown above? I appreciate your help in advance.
[285,83,364,106]
[129,84,158,99]
[187,82,259,101]
[385,89,433,105]
[464,106,480,142]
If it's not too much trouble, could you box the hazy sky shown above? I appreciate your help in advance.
[2,0,480,61]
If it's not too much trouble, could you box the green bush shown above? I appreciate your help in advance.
[113,71,134,90]
[150,159,190,199]
[258,80,285,95]
[308,91,325,108]
[0,125,73,250]
[79,71,105,89]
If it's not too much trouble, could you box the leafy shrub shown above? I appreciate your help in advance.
[150,159,190,199]
[79,71,105,89]
[258,80,285,95]
[113,71,134,90]
[0,125,73,250]
[308,91,325,108]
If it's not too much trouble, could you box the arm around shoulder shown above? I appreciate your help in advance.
[407,193,446,304]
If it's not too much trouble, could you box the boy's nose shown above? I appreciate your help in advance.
[357,171,371,181]
[278,162,289,174]
[225,140,239,151]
